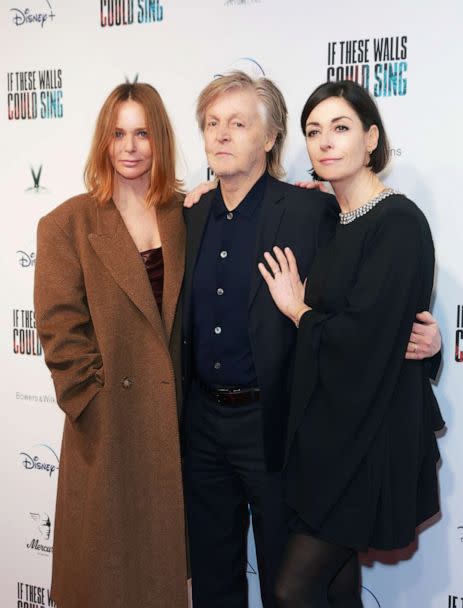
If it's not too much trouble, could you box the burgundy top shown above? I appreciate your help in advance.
[140,247,164,315]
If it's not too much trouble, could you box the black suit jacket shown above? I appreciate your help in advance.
[182,175,338,471]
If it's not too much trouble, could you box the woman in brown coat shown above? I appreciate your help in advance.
[34,83,188,607]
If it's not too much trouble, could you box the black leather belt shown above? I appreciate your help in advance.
[198,380,260,406]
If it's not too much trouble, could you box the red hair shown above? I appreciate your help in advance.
[84,83,182,206]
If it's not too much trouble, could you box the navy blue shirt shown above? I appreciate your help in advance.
[192,172,267,387]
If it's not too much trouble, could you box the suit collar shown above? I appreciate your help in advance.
[184,188,214,292]
[248,175,287,309]
[182,189,214,338]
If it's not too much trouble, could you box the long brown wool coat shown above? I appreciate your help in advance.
[34,193,188,608]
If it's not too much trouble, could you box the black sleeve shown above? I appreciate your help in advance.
[288,209,432,460]
[425,351,441,381]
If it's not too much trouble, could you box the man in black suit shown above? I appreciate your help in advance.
[181,71,441,608]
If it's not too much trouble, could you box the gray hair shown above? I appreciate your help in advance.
[196,71,288,179]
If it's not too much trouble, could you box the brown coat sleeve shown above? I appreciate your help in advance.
[34,214,104,421]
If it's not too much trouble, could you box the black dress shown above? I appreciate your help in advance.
[285,194,444,551]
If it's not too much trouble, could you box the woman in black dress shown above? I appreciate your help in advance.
[258,80,444,607]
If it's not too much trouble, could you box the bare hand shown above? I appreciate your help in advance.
[295,180,329,193]
[184,181,217,208]
[405,311,441,360]
[258,246,308,324]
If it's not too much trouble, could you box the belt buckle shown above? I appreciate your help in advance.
[215,386,234,404]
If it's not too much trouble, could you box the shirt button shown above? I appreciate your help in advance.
[214,362,221,370]
[214,326,222,335]
[220,250,228,259]
[217,288,224,296]
[226,212,234,220]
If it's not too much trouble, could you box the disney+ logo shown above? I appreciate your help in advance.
[10,0,55,27]
[17,251,36,268]
[20,444,59,477]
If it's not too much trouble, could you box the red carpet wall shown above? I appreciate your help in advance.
[2,1,461,607]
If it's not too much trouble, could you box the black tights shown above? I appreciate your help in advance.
[275,533,363,608]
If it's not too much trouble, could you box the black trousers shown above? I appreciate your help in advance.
[183,383,288,608]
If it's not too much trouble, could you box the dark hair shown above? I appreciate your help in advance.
[300,80,390,179]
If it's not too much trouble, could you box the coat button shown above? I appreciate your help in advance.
[121,377,133,389]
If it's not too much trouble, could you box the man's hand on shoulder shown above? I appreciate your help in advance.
[184,181,217,208]
[294,180,330,193]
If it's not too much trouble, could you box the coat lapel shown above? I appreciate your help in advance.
[88,201,166,344]
[248,176,287,310]
[183,190,215,332]
[157,197,186,342]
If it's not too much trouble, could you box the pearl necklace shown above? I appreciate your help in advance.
[339,188,398,225]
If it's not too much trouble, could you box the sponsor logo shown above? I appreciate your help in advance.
[100,0,164,27]
[19,444,59,477]
[10,0,55,28]
[7,69,63,120]
[26,512,53,556]
[17,250,36,267]
[455,305,463,362]
[26,165,45,193]
[326,35,408,97]
[17,582,56,607]
[16,391,56,404]
[13,309,42,355]
[31,512,51,540]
